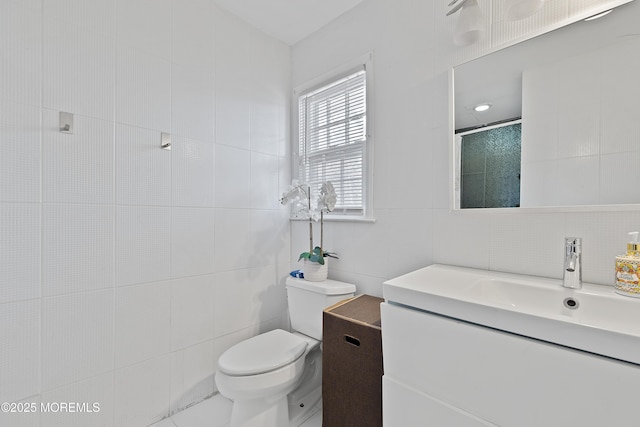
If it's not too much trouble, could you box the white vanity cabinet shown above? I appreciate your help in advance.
[381,302,640,427]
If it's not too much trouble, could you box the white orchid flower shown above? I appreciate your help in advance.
[317,181,336,212]
[280,179,338,264]
[280,181,308,206]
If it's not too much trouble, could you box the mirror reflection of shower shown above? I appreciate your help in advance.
[457,120,521,209]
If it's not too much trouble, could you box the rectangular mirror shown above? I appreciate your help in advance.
[454,0,639,209]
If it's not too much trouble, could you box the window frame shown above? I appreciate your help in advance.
[292,52,374,222]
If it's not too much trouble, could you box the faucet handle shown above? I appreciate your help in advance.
[565,237,582,248]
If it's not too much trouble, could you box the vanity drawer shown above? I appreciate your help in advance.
[383,376,496,427]
[381,302,640,427]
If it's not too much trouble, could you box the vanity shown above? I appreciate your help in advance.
[381,265,640,426]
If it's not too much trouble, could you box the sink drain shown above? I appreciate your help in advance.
[563,297,579,309]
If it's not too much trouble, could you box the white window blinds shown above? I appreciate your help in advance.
[298,68,367,216]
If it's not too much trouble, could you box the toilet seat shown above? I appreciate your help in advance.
[218,329,308,376]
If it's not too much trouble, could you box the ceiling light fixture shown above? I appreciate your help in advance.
[584,9,613,21]
[474,104,491,112]
[506,0,546,21]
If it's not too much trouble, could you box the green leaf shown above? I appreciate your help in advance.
[309,254,324,265]
[298,252,311,261]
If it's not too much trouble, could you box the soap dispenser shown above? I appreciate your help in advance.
[615,231,640,297]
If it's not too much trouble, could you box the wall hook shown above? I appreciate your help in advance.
[59,112,73,134]
[161,132,171,150]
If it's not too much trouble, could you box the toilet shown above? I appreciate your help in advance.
[215,277,356,427]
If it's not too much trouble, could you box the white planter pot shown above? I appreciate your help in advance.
[303,258,328,282]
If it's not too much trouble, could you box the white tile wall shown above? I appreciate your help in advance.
[0,1,42,106]
[0,204,40,304]
[1,1,290,425]
[114,355,172,427]
[171,275,216,351]
[42,203,114,296]
[213,208,252,271]
[0,103,41,202]
[43,17,115,121]
[214,11,252,150]
[172,64,215,142]
[42,110,114,204]
[43,0,116,37]
[250,152,280,210]
[171,136,216,207]
[115,281,171,368]
[41,373,115,427]
[116,0,171,60]
[213,266,286,337]
[600,152,640,205]
[170,340,216,413]
[171,0,216,57]
[522,31,640,207]
[42,290,114,391]
[0,395,41,427]
[214,145,251,208]
[115,124,172,206]
[171,207,216,278]
[0,300,40,402]
[250,209,290,268]
[116,46,172,132]
[116,205,172,286]
[600,39,640,154]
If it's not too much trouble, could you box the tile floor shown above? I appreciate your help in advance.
[149,394,322,427]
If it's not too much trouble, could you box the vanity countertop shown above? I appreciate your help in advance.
[384,264,640,365]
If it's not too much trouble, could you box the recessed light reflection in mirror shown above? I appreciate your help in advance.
[474,103,491,112]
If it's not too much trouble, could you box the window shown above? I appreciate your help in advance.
[297,64,370,217]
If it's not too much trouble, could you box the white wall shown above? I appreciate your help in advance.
[291,0,637,296]
[521,37,640,207]
[0,0,290,426]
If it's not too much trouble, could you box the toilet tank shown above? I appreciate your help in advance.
[286,277,356,341]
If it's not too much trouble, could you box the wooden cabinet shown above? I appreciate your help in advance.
[322,295,384,427]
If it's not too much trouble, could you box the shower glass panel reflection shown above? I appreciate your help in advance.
[459,122,521,209]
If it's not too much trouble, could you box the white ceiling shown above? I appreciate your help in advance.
[213,0,365,46]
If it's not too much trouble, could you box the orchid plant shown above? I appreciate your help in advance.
[280,180,339,265]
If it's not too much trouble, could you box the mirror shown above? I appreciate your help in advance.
[454,0,640,209]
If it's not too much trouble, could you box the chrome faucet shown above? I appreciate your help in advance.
[563,237,582,289]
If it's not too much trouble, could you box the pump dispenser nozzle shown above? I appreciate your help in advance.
[628,231,640,252]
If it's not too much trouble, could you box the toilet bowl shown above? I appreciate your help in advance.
[215,330,321,427]
[215,277,356,427]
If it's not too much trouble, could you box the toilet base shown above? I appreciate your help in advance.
[229,395,288,427]
[288,348,322,425]
[226,347,323,427]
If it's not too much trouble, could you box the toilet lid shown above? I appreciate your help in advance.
[218,329,308,376]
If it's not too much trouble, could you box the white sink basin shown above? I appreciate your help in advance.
[384,264,640,365]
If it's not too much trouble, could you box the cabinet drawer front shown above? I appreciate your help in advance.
[384,376,496,427]
[381,302,640,427]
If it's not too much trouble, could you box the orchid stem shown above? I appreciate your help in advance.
[320,211,324,257]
